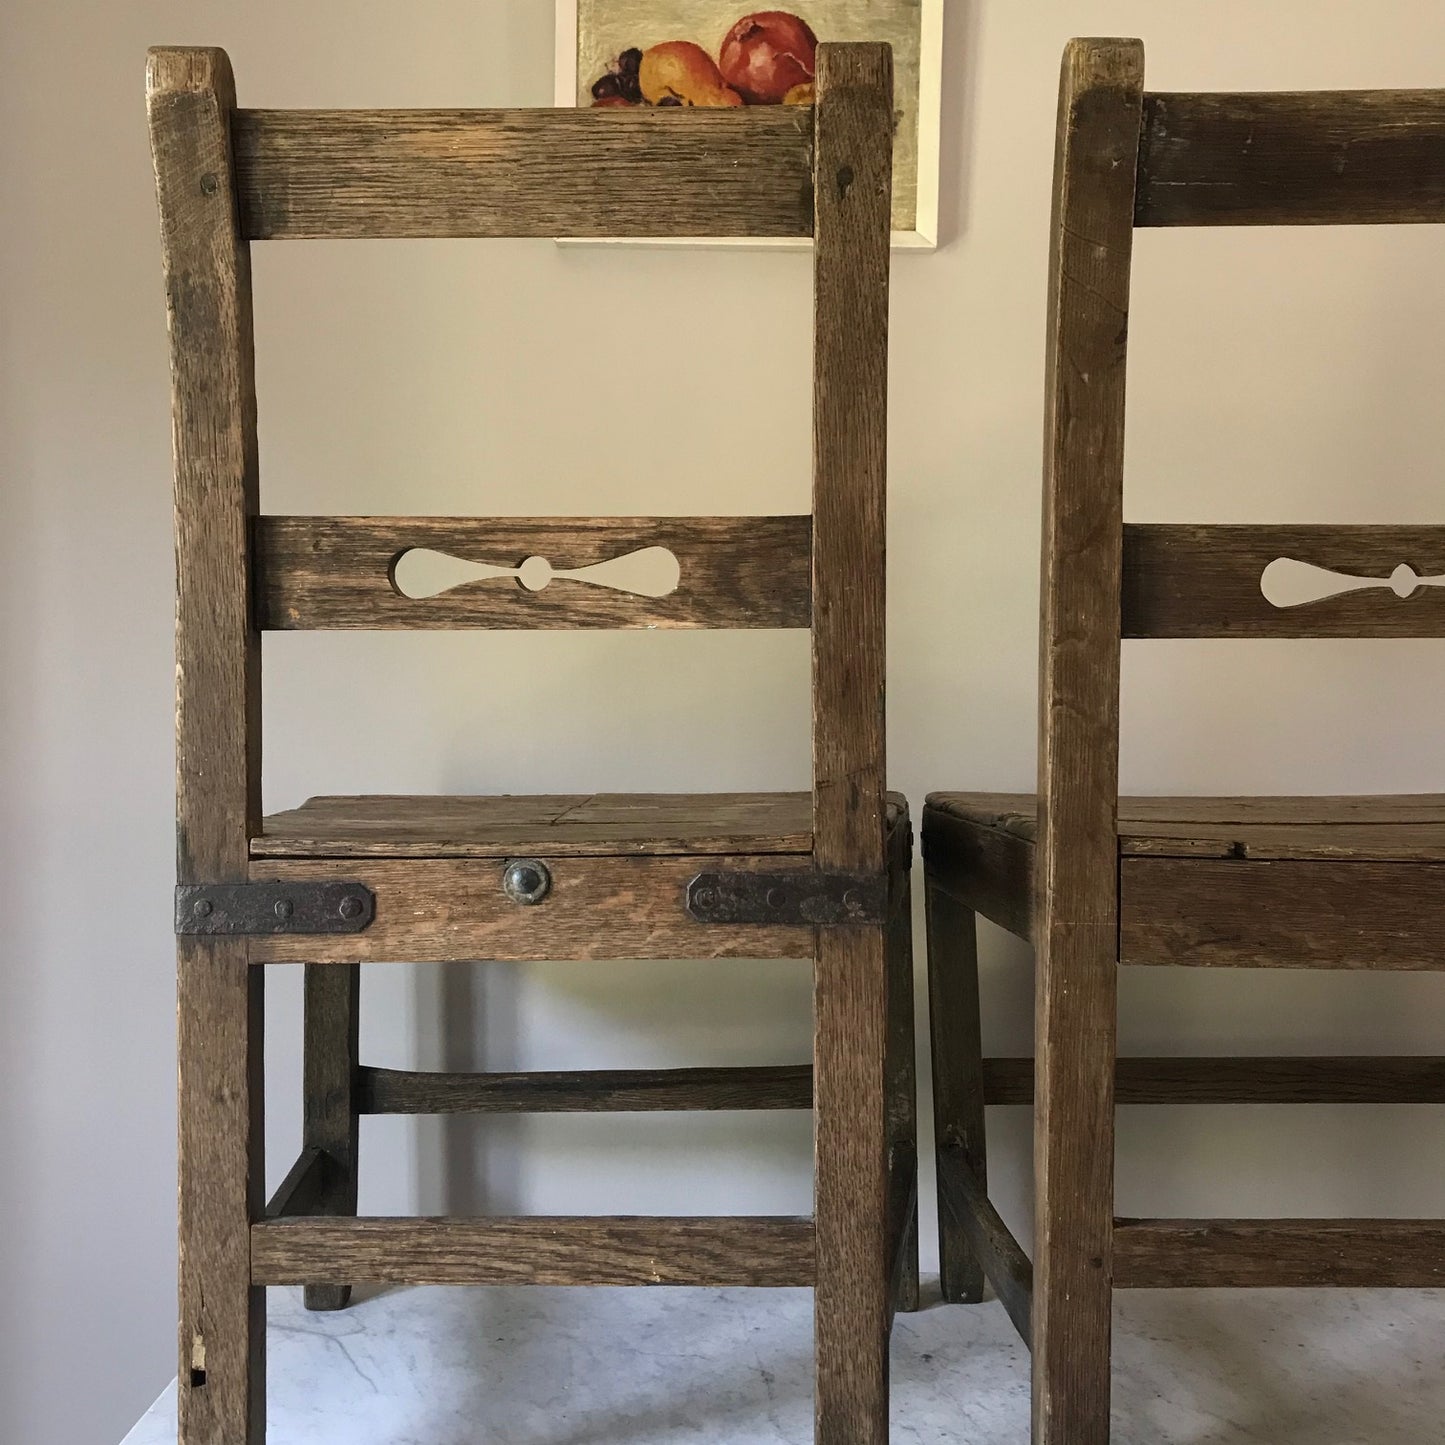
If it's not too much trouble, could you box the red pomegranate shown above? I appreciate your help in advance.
[719,12,818,105]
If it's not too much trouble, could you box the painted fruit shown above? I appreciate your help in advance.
[719,12,817,105]
[638,41,743,106]
[782,81,814,106]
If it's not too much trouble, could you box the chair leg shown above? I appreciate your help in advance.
[887,867,921,1313]
[178,941,266,1444]
[814,925,890,1445]
[303,963,360,1312]
[924,879,988,1303]
[1032,922,1116,1445]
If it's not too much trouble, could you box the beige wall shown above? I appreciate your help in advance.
[4,3,1445,1441]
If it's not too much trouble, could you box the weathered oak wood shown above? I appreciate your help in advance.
[982,1055,1445,1105]
[256,515,812,631]
[302,964,359,1310]
[808,44,895,1445]
[264,1147,330,1220]
[149,46,265,1445]
[253,791,876,860]
[937,1149,1034,1348]
[1032,37,1144,1445]
[885,845,920,1313]
[923,802,1035,940]
[924,883,989,1302]
[928,790,1445,863]
[233,106,815,239]
[1137,90,1445,226]
[251,1216,816,1287]
[249,855,813,962]
[359,1063,813,1113]
[1123,524,1445,638]
[1114,1219,1445,1287]
[1120,858,1445,969]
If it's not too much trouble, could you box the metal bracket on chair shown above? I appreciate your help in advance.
[685,871,887,926]
[175,881,376,936]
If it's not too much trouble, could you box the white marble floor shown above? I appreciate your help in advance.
[122,1282,1442,1445]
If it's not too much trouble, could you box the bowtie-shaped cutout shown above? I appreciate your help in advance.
[1261,557,1445,610]
[392,545,681,601]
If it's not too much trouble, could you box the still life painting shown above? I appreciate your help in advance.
[556,1,942,245]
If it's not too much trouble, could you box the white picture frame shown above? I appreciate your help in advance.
[554,0,942,249]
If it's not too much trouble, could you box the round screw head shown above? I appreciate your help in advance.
[842,888,863,912]
[200,172,219,195]
[192,897,213,918]
[338,896,364,920]
[767,887,788,909]
[503,859,551,906]
[273,898,294,920]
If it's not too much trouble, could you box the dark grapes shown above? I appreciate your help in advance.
[591,72,623,101]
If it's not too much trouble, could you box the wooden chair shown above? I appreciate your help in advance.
[923,37,1445,1445]
[149,43,915,1445]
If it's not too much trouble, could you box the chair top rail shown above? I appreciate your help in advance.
[232,105,816,239]
[1137,89,1445,226]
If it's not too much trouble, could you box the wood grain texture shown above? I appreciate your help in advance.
[982,1055,1445,1105]
[924,883,989,1303]
[251,1216,816,1287]
[256,515,812,631]
[358,1064,813,1113]
[233,105,815,239]
[1121,858,1445,969]
[885,838,920,1313]
[264,1147,329,1220]
[1033,37,1144,1445]
[927,791,1445,861]
[922,802,1035,940]
[1123,524,1445,638]
[248,855,813,962]
[302,964,359,1310]
[148,46,266,1445]
[1114,1219,1445,1287]
[808,44,895,1445]
[1137,90,1445,226]
[937,1149,1034,1348]
[254,791,845,860]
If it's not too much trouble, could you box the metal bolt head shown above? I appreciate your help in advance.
[767,887,788,909]
[842,888,863,912]
[273,898,294,920]
[503,859,551,906]
[338,896,364,920]
[200,172,219,195]
[693,886,717,910]
[192,897,213,918]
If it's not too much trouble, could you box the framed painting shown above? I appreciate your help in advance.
[555,0,943,248]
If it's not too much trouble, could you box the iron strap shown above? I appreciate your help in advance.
[175,881,376,936]
[685,870,887,926]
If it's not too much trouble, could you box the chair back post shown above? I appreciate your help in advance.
[809,42,894,878]
[148,45,266,1445]
[1033,36,1144,1445]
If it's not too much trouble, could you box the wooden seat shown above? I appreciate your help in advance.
[256,791,909,859]
[151,41,911,1445]
[930,791,1445,858]
[922,38,1445,1445]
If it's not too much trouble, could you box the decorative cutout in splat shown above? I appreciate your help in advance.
[1261,557,1445,610]
[392,545,682,601]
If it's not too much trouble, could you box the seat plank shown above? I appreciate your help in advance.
[255,792,912,859]
[925,792,1445,860]
[233,106,815,240]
